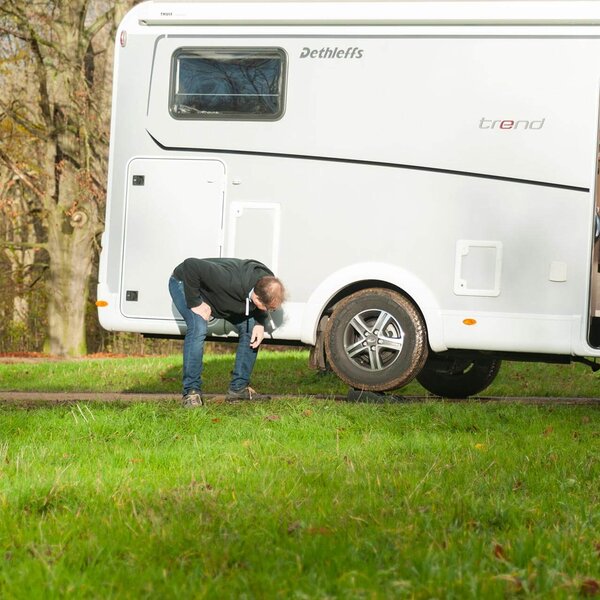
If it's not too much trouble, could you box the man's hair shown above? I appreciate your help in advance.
[255,276,286,309]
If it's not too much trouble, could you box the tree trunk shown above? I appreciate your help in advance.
[46,204,96,356]
[0,172,42,328]
[12,296,29,325]
[10,249,36,326]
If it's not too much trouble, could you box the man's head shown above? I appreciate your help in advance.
[252,276,286,311]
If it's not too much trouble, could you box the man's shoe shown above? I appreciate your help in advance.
[226,386,272,401]
[226,386,257,401]
[182,389,203,408]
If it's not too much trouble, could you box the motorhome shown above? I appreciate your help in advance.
[97,1,600,397]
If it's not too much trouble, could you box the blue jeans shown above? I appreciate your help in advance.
[169,276,259,394]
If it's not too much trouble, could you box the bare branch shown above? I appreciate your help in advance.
[86,7,115,40]
[0,240,48,250]
[27,27,53,127]
[0,146,46,200]
[0,101,47,141]
[0,25,32,42]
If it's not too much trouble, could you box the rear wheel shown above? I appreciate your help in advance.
[324,288,428,391]
[417,353,501,398]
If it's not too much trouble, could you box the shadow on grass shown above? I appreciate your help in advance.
[126,351,427,403]
[123,350,349,397]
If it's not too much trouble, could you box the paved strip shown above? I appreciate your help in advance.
[0,391,599,406]
[0,392,181,404]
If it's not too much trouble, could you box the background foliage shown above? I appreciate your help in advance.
[0,0,140,355]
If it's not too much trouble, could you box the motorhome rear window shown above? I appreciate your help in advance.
[170,48,286,120]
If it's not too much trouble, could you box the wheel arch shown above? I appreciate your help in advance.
[301,263,445,351]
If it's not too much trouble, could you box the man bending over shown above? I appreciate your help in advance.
[169,257,286,407]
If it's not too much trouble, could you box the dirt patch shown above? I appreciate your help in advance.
[0,391,598,409]
[0,391,180,407]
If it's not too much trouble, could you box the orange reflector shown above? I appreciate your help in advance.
[96,300,108,307]
[463,318,477,326]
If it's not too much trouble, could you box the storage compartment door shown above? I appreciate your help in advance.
[121,158,225,319]
[589,103,600,347]
[227,202,280,272]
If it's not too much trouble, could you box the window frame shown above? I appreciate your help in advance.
[169,47,287,121]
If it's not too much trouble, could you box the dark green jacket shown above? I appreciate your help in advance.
[173,258,273,324]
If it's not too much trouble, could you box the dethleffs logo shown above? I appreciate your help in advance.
[479,117,546,130]
[300,46,364,59]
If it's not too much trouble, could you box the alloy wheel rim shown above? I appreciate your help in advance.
[342,308,405,371]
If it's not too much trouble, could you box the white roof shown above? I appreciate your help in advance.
[132,1,600,26]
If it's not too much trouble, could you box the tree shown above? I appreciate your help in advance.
[0,0,135,356]
[0,48,46,340]
[0,165,45,326]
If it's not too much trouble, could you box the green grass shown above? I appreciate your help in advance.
[1,349,600,397]
[0,400,599,598]
[0,353,599,597]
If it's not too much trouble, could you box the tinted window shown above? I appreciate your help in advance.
[171,48,286,120]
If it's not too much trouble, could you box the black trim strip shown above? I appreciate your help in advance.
[167,34,600,40]
[148,132,589,193]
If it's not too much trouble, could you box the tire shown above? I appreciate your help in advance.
[416,353,501,398]
[324,288,428,391]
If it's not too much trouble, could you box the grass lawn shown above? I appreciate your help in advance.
[1,349,600,398]
[0,352,599,598]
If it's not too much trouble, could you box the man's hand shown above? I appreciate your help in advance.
[250,324,265,349]
[191,302,212,321]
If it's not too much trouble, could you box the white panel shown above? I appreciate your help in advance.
[147,34,600,189]
[549,261,568,282]
[454,240,503,297]
[227,202,280,272]
[442,311,577,354]
[121,158,225,319]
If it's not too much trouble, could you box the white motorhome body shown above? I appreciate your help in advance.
[98,0,600,396]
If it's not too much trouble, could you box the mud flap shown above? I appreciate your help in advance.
[309,315,329,371]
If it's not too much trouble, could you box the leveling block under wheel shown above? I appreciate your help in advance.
[346,388,406,403]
